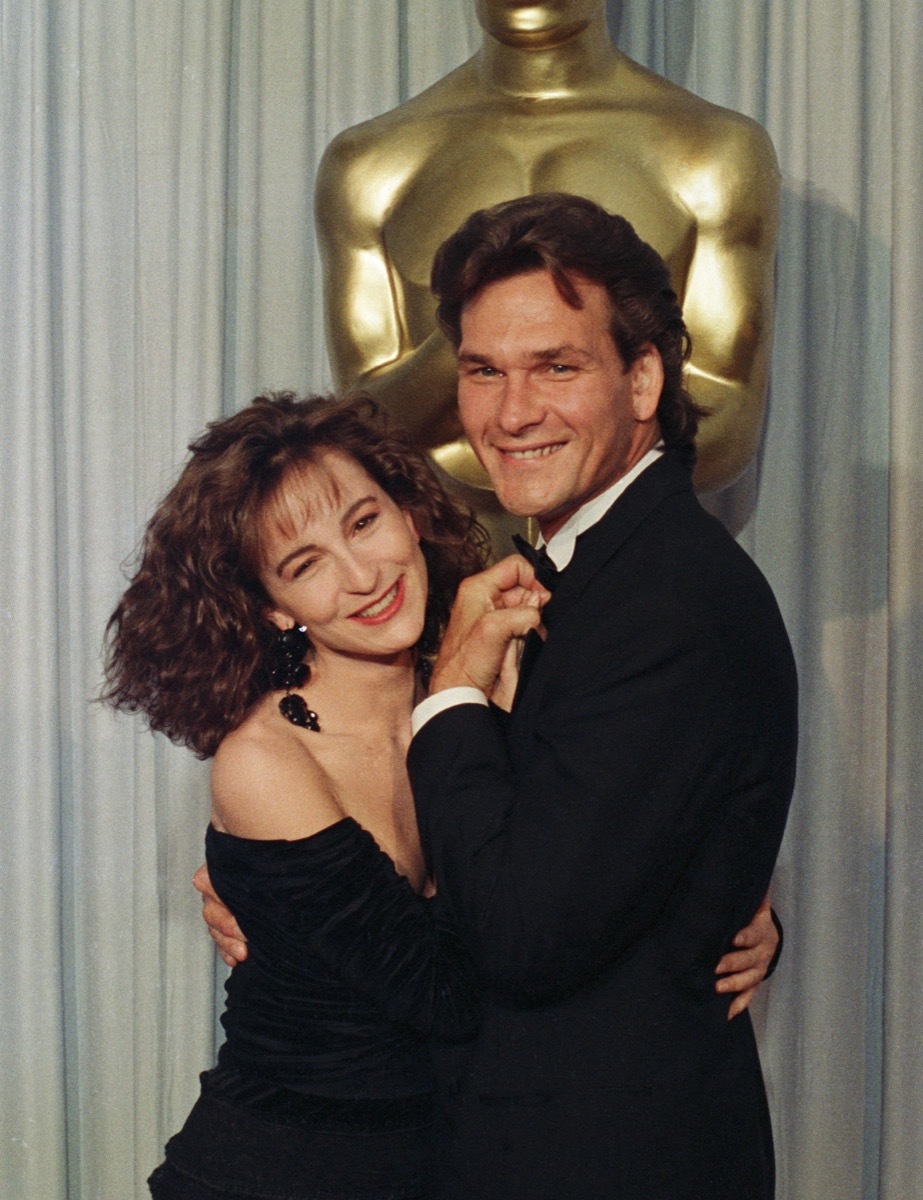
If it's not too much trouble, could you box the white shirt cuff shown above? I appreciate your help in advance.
[411,687,488,736]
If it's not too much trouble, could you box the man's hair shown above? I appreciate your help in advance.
[431,192,704,460]
[102,392,488,758]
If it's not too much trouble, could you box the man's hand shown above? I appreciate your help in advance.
[429,555,550,698]
[193,864,248,968]
[490,637,524,713]
[715,894,778,1019]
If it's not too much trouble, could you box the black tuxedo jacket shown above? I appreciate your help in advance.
[408,452,798,1200]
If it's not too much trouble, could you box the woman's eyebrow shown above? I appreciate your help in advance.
[273,495,377,576]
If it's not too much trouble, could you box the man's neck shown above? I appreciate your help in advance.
[477,13,622,99]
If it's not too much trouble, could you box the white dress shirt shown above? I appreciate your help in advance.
[411,445,664,735]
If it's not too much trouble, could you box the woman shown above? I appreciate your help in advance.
[103,391,516,1200]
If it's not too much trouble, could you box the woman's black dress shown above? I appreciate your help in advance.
[148,818,478,1200]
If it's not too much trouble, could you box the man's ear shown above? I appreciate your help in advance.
[630,345,664,422]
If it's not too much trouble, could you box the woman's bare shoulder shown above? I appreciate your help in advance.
[211,701,343,841]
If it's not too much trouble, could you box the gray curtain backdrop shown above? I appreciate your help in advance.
[2,2,920,1197]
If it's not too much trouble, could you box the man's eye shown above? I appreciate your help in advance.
[548,363,575,375]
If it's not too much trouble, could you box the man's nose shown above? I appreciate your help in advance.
[496,372,542,434]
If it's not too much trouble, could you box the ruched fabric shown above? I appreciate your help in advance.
[150,818,478,1198]
[207,818,478,1096]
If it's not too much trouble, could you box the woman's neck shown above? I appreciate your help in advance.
[304,651,421,738]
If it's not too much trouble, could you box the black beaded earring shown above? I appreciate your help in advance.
[272,625,320,732]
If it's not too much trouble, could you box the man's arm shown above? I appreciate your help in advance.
[415,559,788,1011]
[195,870,781,1015]
[410,576,795,1004]
[193,864,248,967]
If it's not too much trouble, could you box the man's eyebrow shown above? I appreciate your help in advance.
[531,344,590,362]
[457,344,590,365]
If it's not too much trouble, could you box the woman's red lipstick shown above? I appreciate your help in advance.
[349,576,405,625]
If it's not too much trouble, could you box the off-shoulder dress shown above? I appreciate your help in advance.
[147,817,478,1200]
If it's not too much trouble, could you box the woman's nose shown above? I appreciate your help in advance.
[340,548,378,592]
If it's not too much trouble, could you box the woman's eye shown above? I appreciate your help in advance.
[291,558,317,579]
[354,512,378,533]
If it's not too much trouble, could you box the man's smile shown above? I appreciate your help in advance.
[499,443,566,461]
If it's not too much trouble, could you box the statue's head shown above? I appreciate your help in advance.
[475,0,604,47]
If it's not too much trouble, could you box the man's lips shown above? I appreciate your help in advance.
[349,577,405,624]
[496,442,566,461]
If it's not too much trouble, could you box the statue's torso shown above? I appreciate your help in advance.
[341,59,747,346]
[384,108,708,340]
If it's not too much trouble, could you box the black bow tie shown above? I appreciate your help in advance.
[511,533,559,592]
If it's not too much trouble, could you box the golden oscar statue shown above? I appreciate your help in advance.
[316,0,780,548]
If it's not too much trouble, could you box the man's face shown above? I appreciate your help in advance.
[475,1,601,46]
[457,270,663,539]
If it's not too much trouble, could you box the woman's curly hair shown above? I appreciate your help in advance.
[102,392,489,758]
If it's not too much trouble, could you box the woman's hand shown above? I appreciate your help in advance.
[489,637,525,713]
[715,893,779,1019]
[429,555,550,699]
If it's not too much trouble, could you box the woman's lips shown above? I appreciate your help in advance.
[349,576,405,624]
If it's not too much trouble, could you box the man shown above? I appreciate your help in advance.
[317,0,779,545]
[402,194,797,1198]
[200,195,794,1197]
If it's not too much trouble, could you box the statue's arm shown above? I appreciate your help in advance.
[679,120,781,492]
[314,134,459,447]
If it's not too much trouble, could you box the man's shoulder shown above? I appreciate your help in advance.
[574,459,767,606]
[593,450,698,546]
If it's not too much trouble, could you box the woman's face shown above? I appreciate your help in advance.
[259,451,428,666]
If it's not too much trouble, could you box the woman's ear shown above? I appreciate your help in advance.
[265,606,294,634]
[630,345,664,422]
[402,509,421,542]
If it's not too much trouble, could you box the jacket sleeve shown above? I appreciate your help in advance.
[409,586,796,1005]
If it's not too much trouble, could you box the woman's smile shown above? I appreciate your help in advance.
[349,577,406,624]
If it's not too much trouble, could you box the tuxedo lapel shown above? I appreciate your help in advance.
[509,452,693,715]
[545,451,693,632]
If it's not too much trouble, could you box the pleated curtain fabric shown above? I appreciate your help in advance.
[1,2,920,1196]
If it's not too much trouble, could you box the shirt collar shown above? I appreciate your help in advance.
[540,444,665,571]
